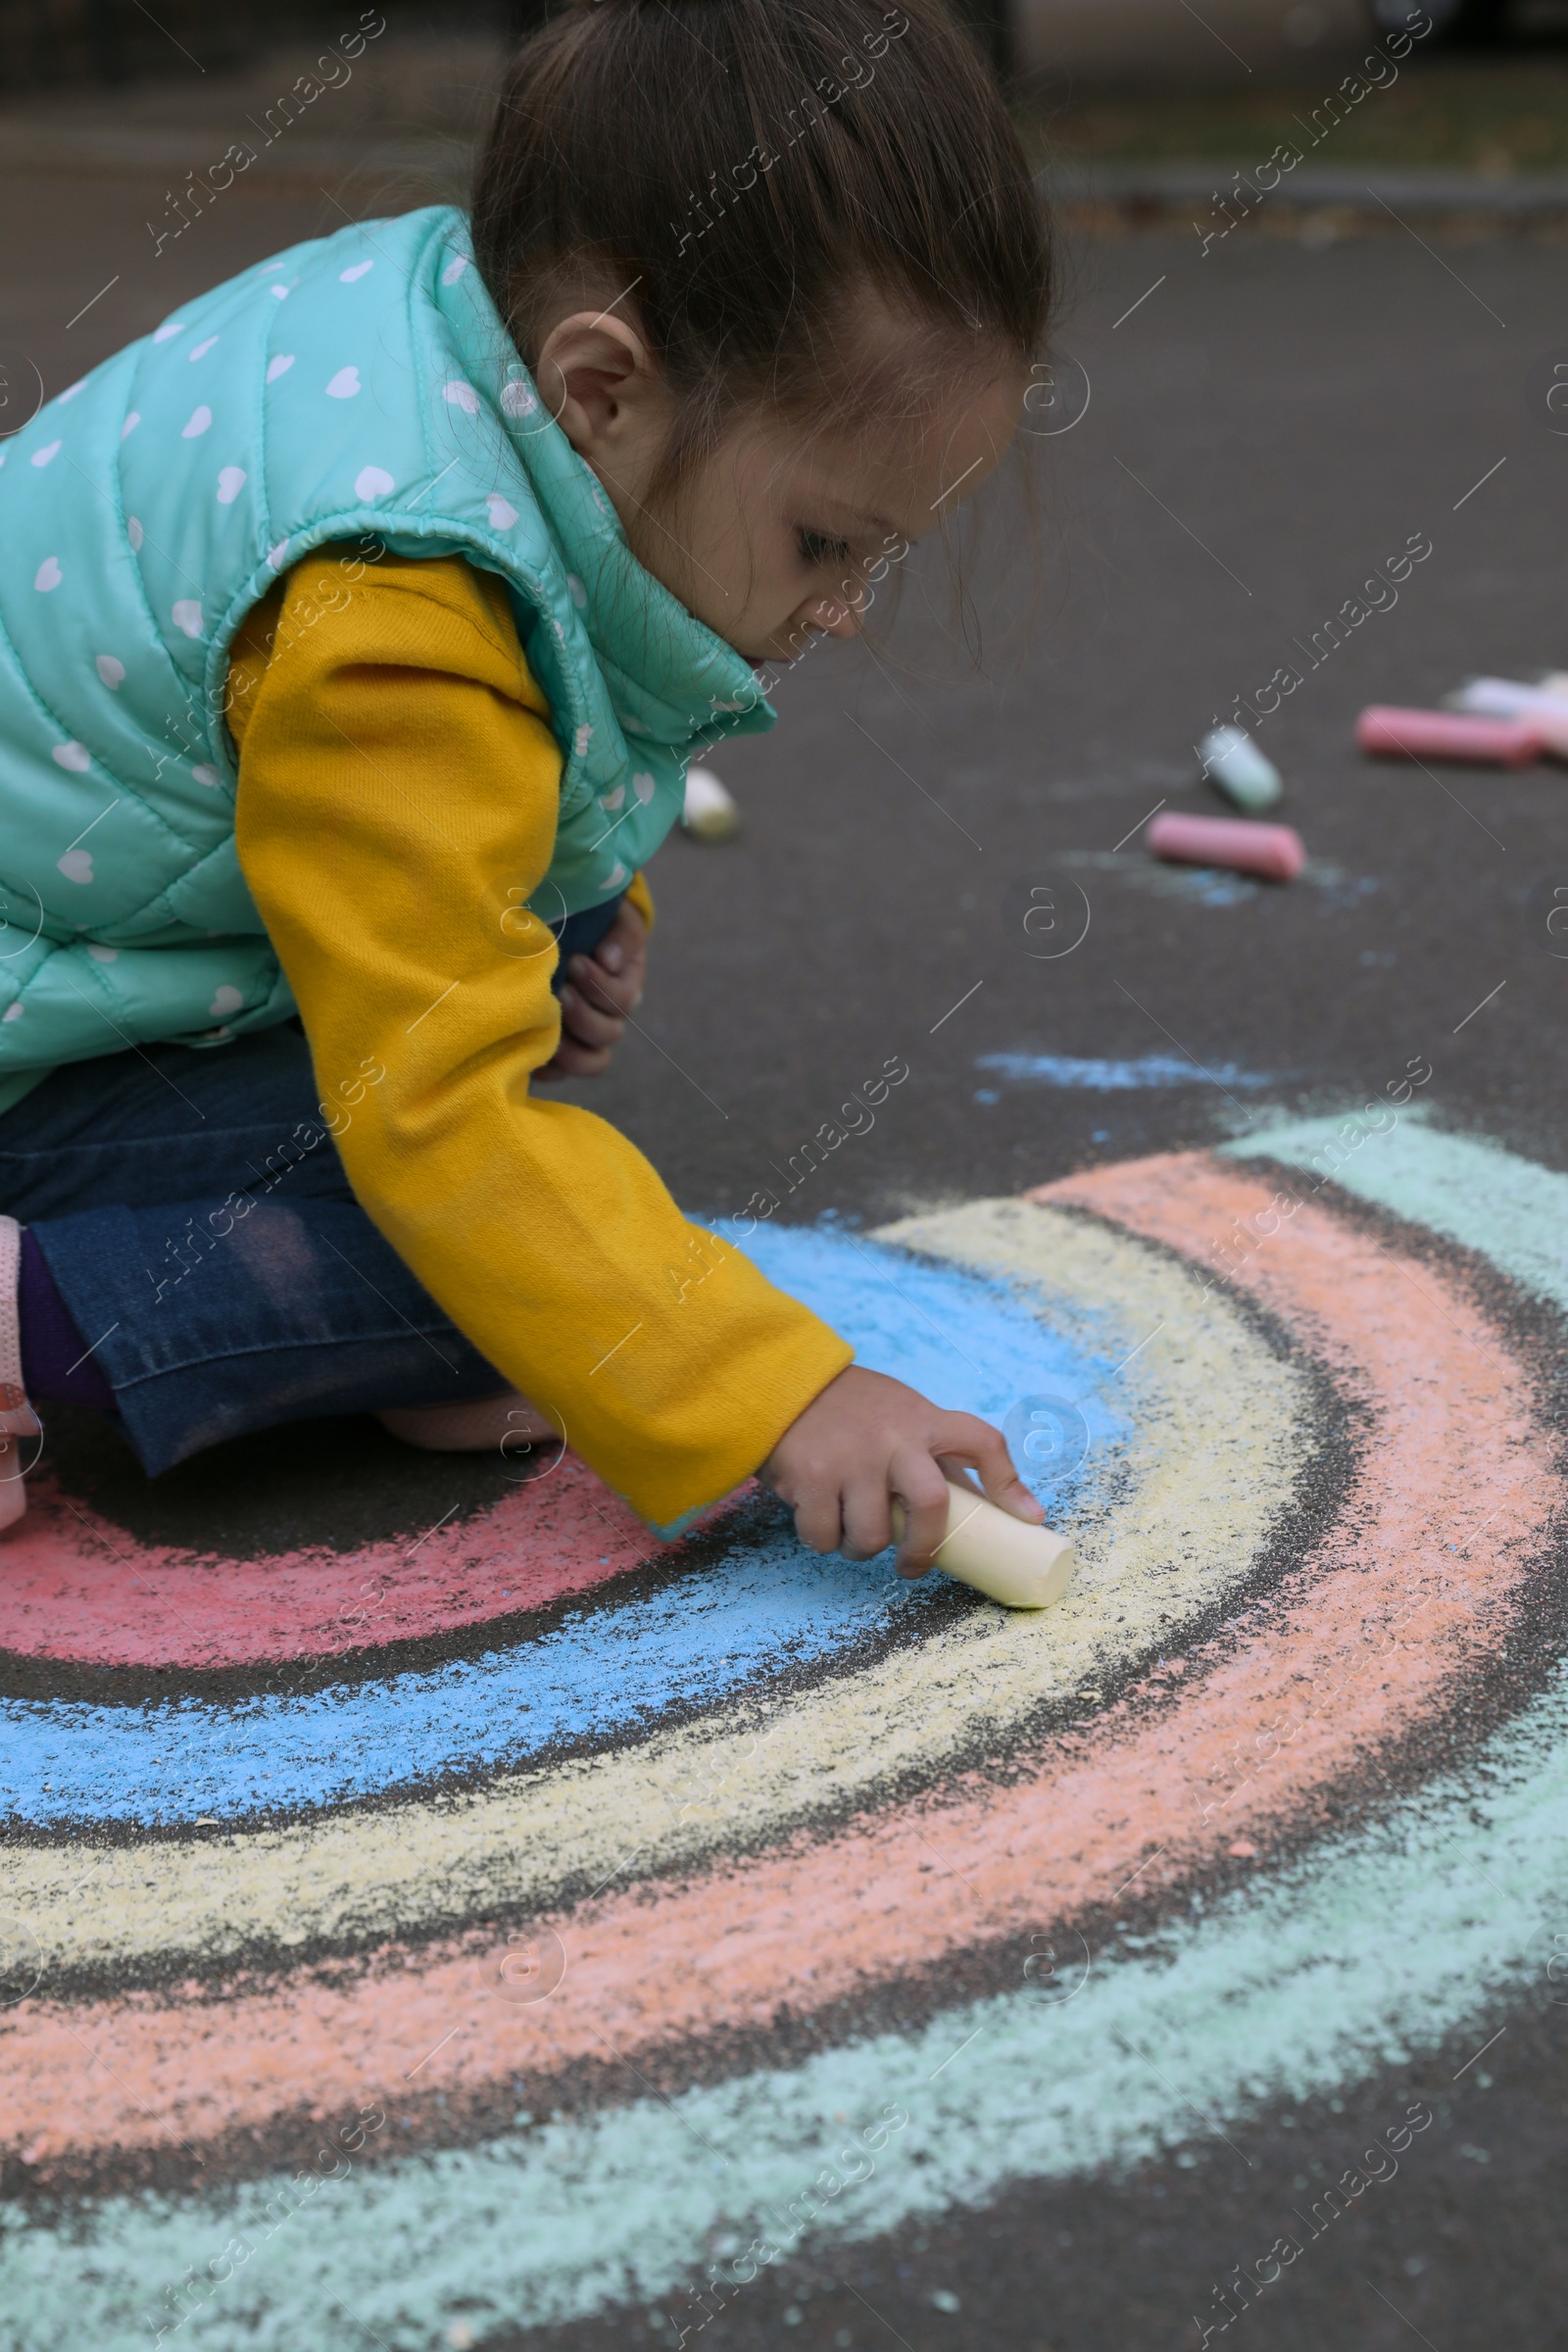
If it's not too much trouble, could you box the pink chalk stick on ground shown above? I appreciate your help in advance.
[1355,706,1543,766]
[1145,810,1305,883]
[1530,709,1568,760]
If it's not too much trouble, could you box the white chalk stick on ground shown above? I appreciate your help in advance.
[1447,677,1568,759]
[1199,724,1283,813]
[889,1480,1075,1610]
[1451,675,1568,723]
[682,764,740,840]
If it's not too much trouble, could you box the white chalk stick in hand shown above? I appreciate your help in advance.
[889,1480,1074,1610]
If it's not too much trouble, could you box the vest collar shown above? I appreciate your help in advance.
[440,252,775,761]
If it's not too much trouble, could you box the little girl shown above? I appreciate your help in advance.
[0,0,1051,1570]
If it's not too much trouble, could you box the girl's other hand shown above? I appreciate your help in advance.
[760,1365,1045,1577]
[537,900,648,1079]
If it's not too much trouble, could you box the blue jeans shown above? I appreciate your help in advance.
[0,895,624,1478]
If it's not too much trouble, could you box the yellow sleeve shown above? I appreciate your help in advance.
[624,866,655,932]
[228,548,851,1526]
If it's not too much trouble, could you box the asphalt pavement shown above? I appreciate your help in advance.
[614,221,1567,1225]
[5,93,1568,2352]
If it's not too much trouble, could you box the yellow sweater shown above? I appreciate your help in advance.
[227,548,852,1527]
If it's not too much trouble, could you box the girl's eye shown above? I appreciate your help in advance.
[798,527,853,569]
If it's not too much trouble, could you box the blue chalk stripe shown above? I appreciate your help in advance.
[7,1236,1123,1828]
[976,1053,1275,1092]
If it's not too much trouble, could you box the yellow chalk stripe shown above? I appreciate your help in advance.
[7,1202,1310,1975]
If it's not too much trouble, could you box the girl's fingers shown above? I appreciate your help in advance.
[760,1451,846,1557]
[538,1039,612,1079]
[558,986,625,1050]
[790,1486,845,1557]
[935,1416,1046,1524]
[567,961,638,1017]
[839,1478,894,1561]
[889,1449,951,1577]
[570,901,645,978]
[936,1449,1045,1526]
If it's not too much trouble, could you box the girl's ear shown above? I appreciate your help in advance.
[534,311,662,462]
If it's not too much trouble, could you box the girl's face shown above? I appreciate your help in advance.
[534,302,1026,666]
[638,367,1028,665]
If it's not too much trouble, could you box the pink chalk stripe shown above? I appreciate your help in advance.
[7,1157,1554,2163]
[0,1454,654,1668]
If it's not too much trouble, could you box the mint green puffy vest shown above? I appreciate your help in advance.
[0,205,774,1102]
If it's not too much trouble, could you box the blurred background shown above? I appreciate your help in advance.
[2,0,1568,152]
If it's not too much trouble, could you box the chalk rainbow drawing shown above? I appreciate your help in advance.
[4,1109,1568,2347]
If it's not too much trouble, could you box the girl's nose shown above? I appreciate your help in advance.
[806,595,861,641]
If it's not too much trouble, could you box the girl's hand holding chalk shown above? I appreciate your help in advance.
[889,1482,1075,1611]
[761,1366,1046,1580]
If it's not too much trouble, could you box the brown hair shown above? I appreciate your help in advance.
[470,0,1052,513]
